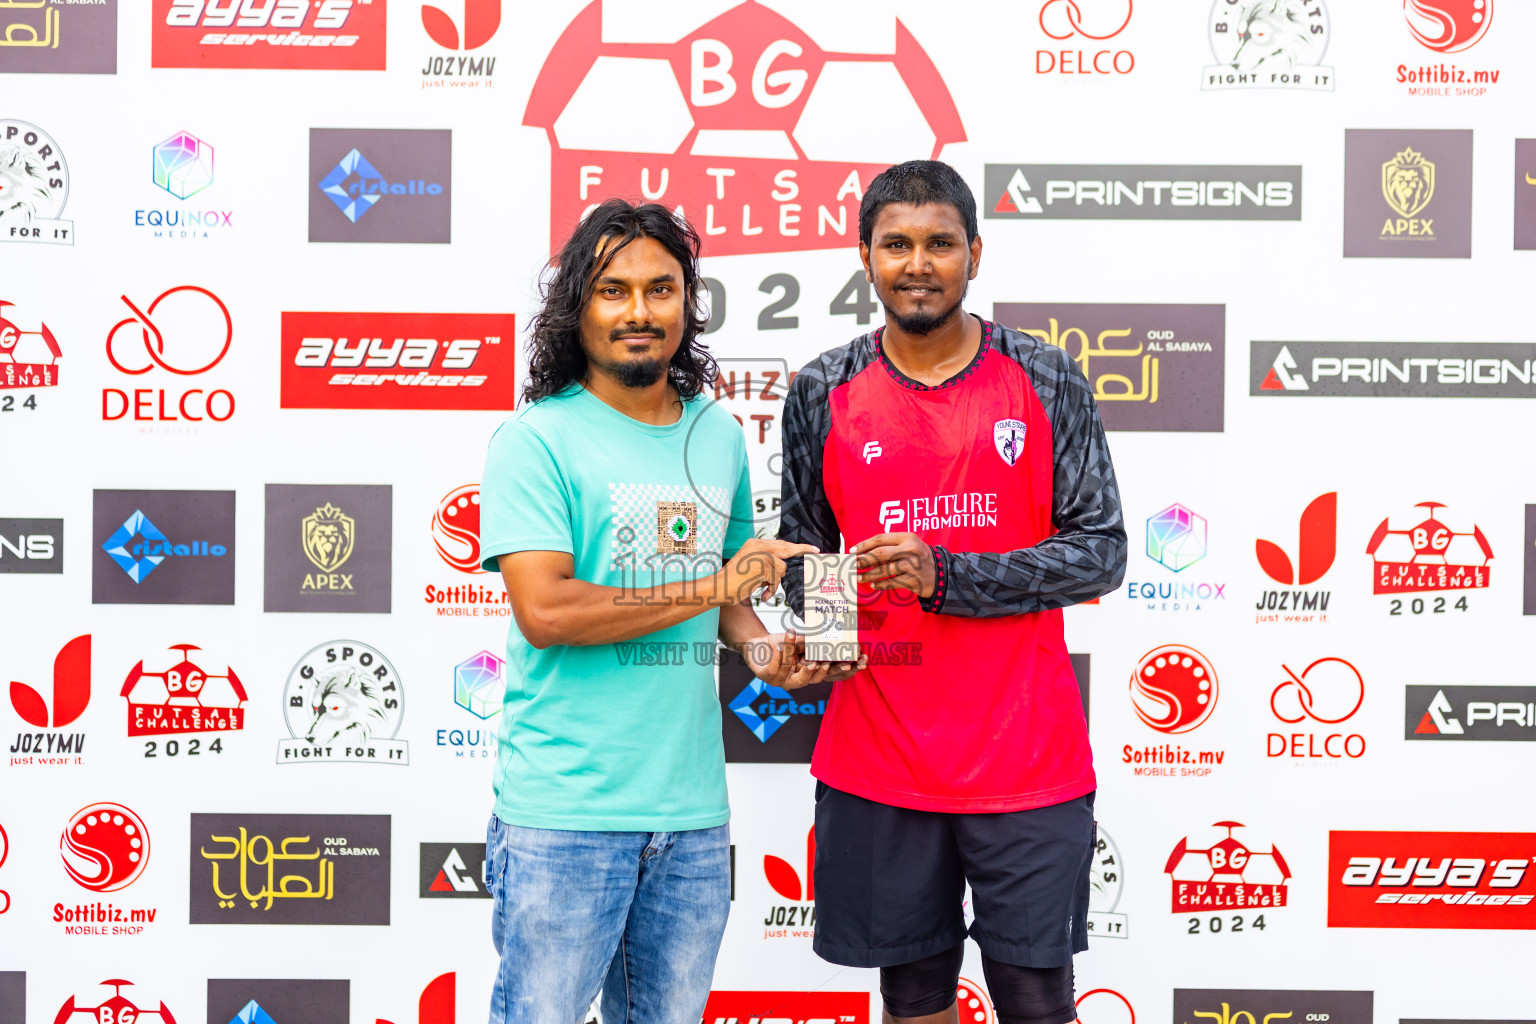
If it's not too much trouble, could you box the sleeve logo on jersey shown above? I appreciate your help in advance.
[993,419,1027,466]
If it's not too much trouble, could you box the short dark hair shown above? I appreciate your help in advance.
[523,199,717,405]
[858,160,978,248]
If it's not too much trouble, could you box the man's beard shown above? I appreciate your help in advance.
[612,355,666,389]
[883,278,969,335]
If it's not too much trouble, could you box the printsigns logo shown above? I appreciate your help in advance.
[277,641,408,765]
[0,518,61,573]
[1406,685,1536,740]
[93,491,235,605]
[152,0,388,71]
[207,980,350,1024]
[280,312,515,409]
[190,812,391,924]
[997,303,1225,430]
[0,300,62,392]
[1345,129,1472,258]
[1203,0,1333,91]
[1526,504,1536,614]
[1087,827,1128,939]
[1252,341,1536,397]
[310,129,451,243]
[1366,502,1491,595]
[1165,821,1292,914]
[984,166,1299,221]
[1328,830,1536,929]
[0,121,73,244]
[265,485,392,614]
[525,0,964,258]
[1172,990,1372,1024]
[0,0,117,73]
[61,802,149,892]
[1130,645,1217,734]
[418,843,489,898]
[121,644,245,739]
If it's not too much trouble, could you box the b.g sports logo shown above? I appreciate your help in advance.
[524,0,965,257]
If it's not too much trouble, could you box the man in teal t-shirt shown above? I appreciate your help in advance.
[479,200,856,1024]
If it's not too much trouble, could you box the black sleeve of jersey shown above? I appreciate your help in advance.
[777,341,869,618]
[928,328,1128,618]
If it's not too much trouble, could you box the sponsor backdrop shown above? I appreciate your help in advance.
[2,1,1533,1022]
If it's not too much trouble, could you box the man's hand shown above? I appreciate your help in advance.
[742,631,865,691]
[851,533,936,597]
[720,538,819,604]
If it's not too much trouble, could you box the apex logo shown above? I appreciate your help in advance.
[992,168,1043,214]
[1256,492,1336,585]
[423,0,499,50]
[377,973,454,1024]
[10,634,90,728]
[1258,345,1307,390]
[418,843,489,899]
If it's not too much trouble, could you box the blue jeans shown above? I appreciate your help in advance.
[485,815,731,1024]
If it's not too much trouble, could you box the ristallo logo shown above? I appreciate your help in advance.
[93,490,235,605]
[1329,830,1536,929]
[1036,0,1134,75]
[1406,685,1536,741]
[0,517,62,573]
[1267,657,1366,760]
[281,312,515,410]
[1202,0,1334,91]
[761,825,815,939]
[0,299,62,396]
[102,285,236,425]
[375,973,454,1024]
[524,0,965,258]
[1366,501,1491,605]
[9,634,90,766]
[1254,492,1335,624]
[1165,821,1291,930]
[421,0,499,85]
[121,644,245,749]
[310,129,450,243]
[152,0,388,71]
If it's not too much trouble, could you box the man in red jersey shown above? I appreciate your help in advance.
[778,161,1126,1024]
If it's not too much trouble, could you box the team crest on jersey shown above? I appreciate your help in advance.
[656,501,699,555]
[994,419,1027,466]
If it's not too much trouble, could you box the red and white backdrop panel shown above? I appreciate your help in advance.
[3,2,1535,1023]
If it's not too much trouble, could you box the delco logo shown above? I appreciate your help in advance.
[523,0,965,257]
[152,0,387,71]
[1329,830,1536,929]
[280,312,515,411]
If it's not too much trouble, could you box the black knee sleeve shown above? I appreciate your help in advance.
[980,958,1076,1024]
[879,945,965,1018]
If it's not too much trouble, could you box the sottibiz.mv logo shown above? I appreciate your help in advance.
[1329,831,1536,929]
[281,312,514,410]
[525,0,964,257]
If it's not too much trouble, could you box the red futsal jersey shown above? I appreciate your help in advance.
[779,318,1126,813]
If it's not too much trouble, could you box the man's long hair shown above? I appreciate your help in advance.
[523,199,717,405]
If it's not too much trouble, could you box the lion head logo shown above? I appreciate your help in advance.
[302,502,355,573]
[1230,0,1327,71]
[1382,147,1435,219]
[304,666,389,746]
[0,144,52,225]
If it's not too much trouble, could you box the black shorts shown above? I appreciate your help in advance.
[812,783,1095,969]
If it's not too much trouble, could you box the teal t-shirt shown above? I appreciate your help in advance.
[479,384,754,831]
